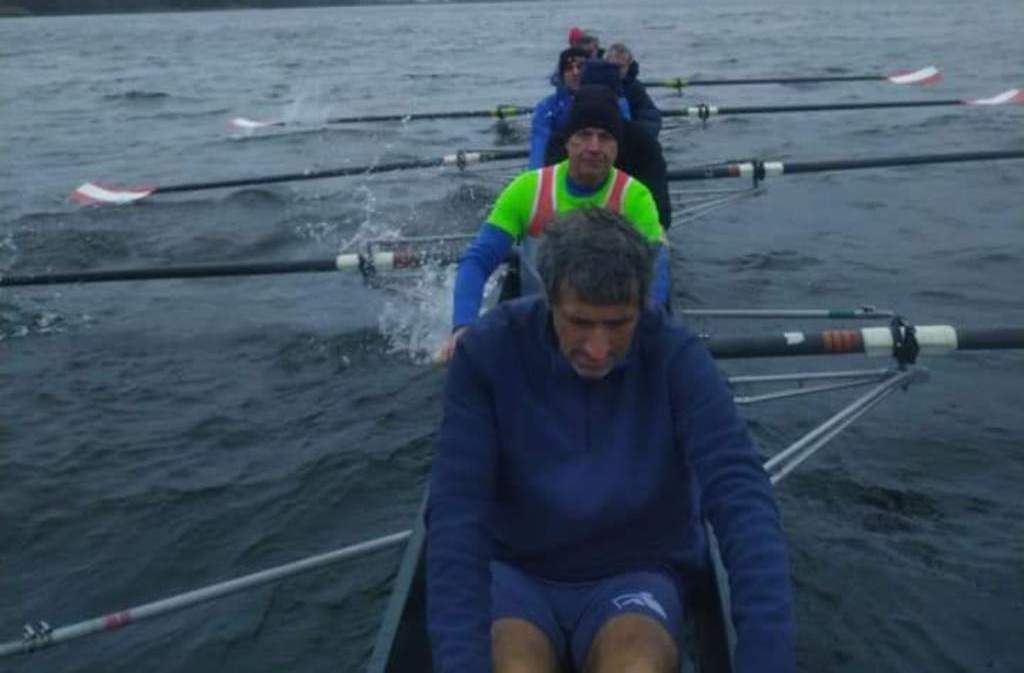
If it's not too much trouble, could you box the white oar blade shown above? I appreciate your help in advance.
[965,88,1024,106]
[887,65,942,85]
[229,116,279,130]
[70,182,154,205]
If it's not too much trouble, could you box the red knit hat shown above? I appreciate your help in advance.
[568,27,584,46]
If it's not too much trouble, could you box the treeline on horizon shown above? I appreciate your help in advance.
[0,0,482,16]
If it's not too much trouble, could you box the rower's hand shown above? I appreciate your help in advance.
[439,327,468,365]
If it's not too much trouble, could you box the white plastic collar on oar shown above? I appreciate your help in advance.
[887,65,942,85]
[334,251,406,272]
[861,325,958,357]
[966,88,1024,106]
[735,161,785,179]
[442,151,483,167]
[70,182,154,205]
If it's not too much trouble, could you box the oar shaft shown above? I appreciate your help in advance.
[1,259,339,286]
[0,531,411,658]
[707,326,1024,359]
[663,99,963,118]
[0,244,468,287]
[155,158,442,194]
[667,149,1024,182]
[151,149,527,195]
[325,106,532,124]
[780,149,1024,175]
[679,308,893,319]
[957,328,1024,350]
[645,74,886,88]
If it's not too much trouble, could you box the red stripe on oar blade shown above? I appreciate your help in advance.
[887,66,942,85]
[71,182,154,205]
[965,88,1024,106]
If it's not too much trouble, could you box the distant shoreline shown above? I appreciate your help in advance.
[0,0,512,18]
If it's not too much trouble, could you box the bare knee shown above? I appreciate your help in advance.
[492,617,560,673]
[585,613,678,673]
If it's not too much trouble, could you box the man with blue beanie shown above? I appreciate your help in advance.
[427,208,796,672]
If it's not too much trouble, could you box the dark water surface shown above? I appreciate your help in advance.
[2,1,1022,671]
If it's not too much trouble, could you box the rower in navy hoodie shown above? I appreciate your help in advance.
[427,208,796,673]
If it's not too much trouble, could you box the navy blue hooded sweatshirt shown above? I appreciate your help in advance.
[427,297,795,673]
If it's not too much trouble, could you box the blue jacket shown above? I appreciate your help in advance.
[529,86,633,169]
[427,297,795,673]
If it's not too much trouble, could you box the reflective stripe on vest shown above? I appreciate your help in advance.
[526,166,631,238]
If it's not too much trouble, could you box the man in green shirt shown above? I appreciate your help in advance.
[442,85,669,361]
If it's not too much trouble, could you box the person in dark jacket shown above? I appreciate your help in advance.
[427,208,796,673]
[530,48,631,168]
[546,78,673,229]
[606,42,663,138]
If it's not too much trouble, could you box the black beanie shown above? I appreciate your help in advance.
[580,59,623,95]
[557,47,589,76]
[563,85,624,145]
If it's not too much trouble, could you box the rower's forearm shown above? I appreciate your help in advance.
[426,506,494,673]
[650,245,671,307]
[671,342,796,671]
[452,224,513,328]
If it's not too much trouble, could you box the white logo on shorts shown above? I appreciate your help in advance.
[611,592,667,620]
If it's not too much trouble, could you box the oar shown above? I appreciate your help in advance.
[707,325,1024,360]
[643,65,942,89]
[231,104,533,130]
[0,235,475,287]
[667,149,1024,182]
[665,88,1024,119]
[0,531,412,658]
[70,148,528,205]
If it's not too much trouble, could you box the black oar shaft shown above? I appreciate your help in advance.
[644,75,886,89]
[708,333,865,359]
[780,149,1024,175]
[325,106,532,124]
[667,150,1024,182]
[707,327,1024,360]
[0,260,340,286]
[155,158,442,194]
[663,100,963,118]
[957,328,1024,350]
[1,238,476,287]
[152,149,527,195]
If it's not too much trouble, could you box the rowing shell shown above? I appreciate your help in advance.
[364,491,738,672]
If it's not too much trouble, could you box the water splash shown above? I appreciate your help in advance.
[0,231,17,269]
[377,263,455,365]
[377,264,507,365]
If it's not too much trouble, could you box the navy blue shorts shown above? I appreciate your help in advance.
[491,560,685,669]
